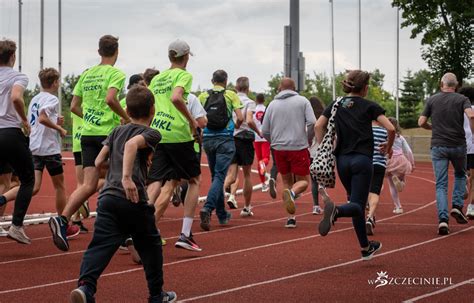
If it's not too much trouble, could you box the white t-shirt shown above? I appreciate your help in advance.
[0,67,29,129]
[187,93,206,120]
[254,103,267,142]
[28,92,61,156]
[234,92,256,137]
[464,105,474,155]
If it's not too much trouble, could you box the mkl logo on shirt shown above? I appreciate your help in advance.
[368,271,453,288]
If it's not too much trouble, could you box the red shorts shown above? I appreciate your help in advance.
[272,149,310,176]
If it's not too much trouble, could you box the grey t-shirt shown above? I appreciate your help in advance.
[99,123,161,202]
[421,92,471,148]
[234,92,256,139]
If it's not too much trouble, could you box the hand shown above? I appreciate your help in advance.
[122,176,139,203]
[59,127,67,138]
[379,142,390,155]
[57,116,64,126]
[22,120,31,136]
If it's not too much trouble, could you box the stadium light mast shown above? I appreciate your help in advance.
[358,0,361,69]
[58,0,62,108]
[330,0,336,100]
[284,0,305,92]
[396,8,400,121]
[40,0,44,70]
[18,0,22,72]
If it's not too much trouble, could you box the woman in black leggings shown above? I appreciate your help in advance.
[315,70,395,260]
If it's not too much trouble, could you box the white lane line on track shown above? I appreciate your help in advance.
[402,278,474,302]
[0,199,438,294]
[179,226,474,302]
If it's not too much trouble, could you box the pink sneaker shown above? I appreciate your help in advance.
[66,224,80,239]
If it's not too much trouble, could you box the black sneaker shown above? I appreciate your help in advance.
[149,291,177,303]
[175,233,202,252]
[318,200,337,236]
[269,178,277,199]
[72,221,89,234]
[70,284,95,303]
[199,209,211,231]
[285,217,296,228]
[450,206,468,224]
[438,221,449,235]
[366,216,375,236]
[361,240,382,261]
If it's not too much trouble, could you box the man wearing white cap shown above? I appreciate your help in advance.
[147,39,202,252]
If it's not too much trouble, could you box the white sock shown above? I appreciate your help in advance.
[181,216,193,237]
[229,194,235,200]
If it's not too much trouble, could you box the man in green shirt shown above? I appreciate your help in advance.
[49,35,129,252]
[147,39,202,251]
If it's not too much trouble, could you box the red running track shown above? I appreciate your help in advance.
[0,160,473,302]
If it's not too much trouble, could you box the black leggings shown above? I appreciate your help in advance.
[335,153,372,248]
[0,128,34,226]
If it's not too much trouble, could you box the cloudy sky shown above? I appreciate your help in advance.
[1,0,429,95]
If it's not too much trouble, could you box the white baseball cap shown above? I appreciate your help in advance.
[168,39,193,57]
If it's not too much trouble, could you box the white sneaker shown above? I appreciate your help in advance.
[0,226,8,237]
[261,183,269,192]
[227,195,238,209]
[393,208,404,214]
[240,207,254,217]
[312,205,323,215]
[7,225,31,244]
[467,204,474,219]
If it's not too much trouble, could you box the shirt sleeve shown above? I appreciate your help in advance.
[73,72,86,97]
[421,98,431,118]
[247,100,256,113]
[141,128,162,150]
[102,129,115,147]
[322,101,335,118]
[107,69,126,91]
[42,96,59,117]
[13,74,29,89]
[188,95,207,119]
[400,135,415,165]
[462,96,471,110]
[305,99,316,126]
[368,102,386,121]
[174,72,193,99]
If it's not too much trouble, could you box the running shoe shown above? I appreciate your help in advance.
[48,216,69,251]
[261,183,269,192]
[125,238,142,264]
[218,211,232,225]
[282,189,296,215]
[171,187,182,207]
[312,205,323,215]
[466,204,474,219]
[392,207,404,214]
[227,195,238,209]
[7,224,31,244]
[319,199,337,236]
[438,221,449,235]
[161,237,167,246]
[67,224,81,239]
[200,209,211,231]
[240,207,254,217]
[258,160,266,176]
[366,216,376,236]
[70,284,95,303]
[361,240,382,261]
[175,233,202,252]
[72,221,89,234]
[285,217,296,228]
[392,175,404,192]
[149,291,177,303]
[269,178,277,199]
[78,200,90,219]
[450,206,468,224]
[0,226,8,237]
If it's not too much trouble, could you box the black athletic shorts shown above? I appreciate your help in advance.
[73,152,82,166]
[0,163,13,175]
[468,154,474,170]
[33,154,64,176]
[370,164,386,195]
[81,135,107,168]
[232,137,255,166]
[148,141,201,183]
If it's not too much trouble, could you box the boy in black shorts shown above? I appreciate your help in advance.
[70,86,176,303]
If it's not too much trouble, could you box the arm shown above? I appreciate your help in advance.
[234,108,244,129]
[171,87,197,131]
[418,116,432,130]
[11,85,29,134]
[305,101,317,144]
[315,116,328,144]
[71,95,83,118]
[401,136,415,166]
[38,110,67,138]
[106,88,130,123]
[94,145,110,170]
[122,135,148,203]
[377,115,396,157]
[465,107,474,134]
[261,108,271,142]
[196,116,207,129]
[246,110,262,137]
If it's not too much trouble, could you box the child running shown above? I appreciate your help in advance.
[459,86,474,219]
[308,96,325,215]
[385,117,414,214]
[70,85,176,303]
[253,93,270,192]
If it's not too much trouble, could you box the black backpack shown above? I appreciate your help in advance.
[203,90,230,130]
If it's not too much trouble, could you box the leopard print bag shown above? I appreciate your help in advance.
[310,97,343,188]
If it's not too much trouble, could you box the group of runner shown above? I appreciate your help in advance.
[1,35,473,303]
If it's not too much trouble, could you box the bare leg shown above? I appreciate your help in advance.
[242,165,253,208]
[224,164,238,190]
[51,174,66,215]
[292,175,309,195]
[147,181,162,206]
[367,193,380,218]
[62,167,99,220]
[183,176,200,218]
[0,173,12,217]
[154,180,178,223]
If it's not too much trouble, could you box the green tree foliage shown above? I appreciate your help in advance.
[392,0,473,84]
[60,74,81,133]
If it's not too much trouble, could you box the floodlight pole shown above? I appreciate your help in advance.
[396,8,400,121]
[40,0,44,70]
[330,0,336,100]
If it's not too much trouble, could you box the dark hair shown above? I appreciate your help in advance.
[256,93,265,104]
[126,86,155,119]
[168,50,186,64]
[212,70,228,84]
[143,68,160,86]
[342,70,370,94]
[127,74,144,89]
[236,76,249,92]
[309,96,325,119]
[388,117,401,135]
[98,35,119,57]
[0,39,17,64]
[38,68,60,89]
[458,86,474,104]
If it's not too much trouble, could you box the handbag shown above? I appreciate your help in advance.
[310,97,343,188]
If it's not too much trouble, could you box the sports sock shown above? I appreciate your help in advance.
[229,194,235,200]
[181,216,193,237]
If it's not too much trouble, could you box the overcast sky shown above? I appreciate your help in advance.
[1,0,429,95]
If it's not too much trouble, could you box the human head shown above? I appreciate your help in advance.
[168,39,192,68]
[388,117,401,135]
[309,96,325,119]
[278,77,296,92]
[0,39,17,66]
[126,86,155,123]
[127,74,145,89]
[458,86,474,105]
[440,72,458,91]
[212,70,228,87]
[256,93,265,104]
[98,35,119,63]
[143,68,160,86]
[341,70,370,96]
[38,68,60,90]
[236,76,250,93]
